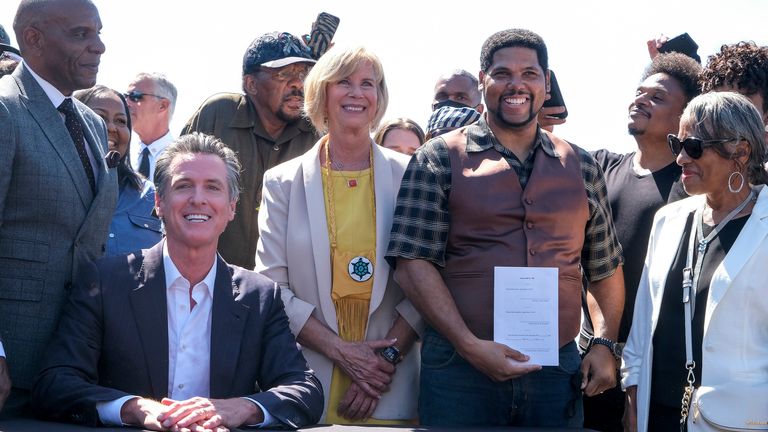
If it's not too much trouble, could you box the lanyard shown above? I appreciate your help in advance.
[683,188,754,321]
[679,188,754,428]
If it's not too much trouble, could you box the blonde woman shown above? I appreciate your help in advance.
[255,46,421,424]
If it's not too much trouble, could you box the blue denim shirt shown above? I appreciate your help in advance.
[106,180,162,256]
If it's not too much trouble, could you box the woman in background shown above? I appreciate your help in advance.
[74,86,161,255]
[373,117,424,156]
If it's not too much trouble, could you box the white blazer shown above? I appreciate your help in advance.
[256,137,423,421]
[622,186,768,432]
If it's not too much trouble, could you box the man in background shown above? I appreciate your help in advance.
[700,41,768,126]
[0,24,21,77]
[431,69,483,112]
[126,72,177,180]
[182,31,319,269]
[583,52,701,432]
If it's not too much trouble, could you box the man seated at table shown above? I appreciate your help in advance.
[30,132,324,430]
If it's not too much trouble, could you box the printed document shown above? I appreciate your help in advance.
[493,266,559,366]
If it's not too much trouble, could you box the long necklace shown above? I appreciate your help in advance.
[679,187,755,425]
[684,188,756,316]
[323,139,377,282]
[327,141,369,188]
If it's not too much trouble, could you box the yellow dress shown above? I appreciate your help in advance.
[321,166,411,425]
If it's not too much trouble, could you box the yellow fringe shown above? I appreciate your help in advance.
[333,297,369,342]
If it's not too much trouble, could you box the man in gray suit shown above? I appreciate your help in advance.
[0,0,117,414]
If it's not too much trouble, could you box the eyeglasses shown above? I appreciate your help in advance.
[259,66,310,82]
[667,134,737,159]
[124,91,165,102]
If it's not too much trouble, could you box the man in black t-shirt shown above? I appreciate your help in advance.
[581,53,702,432]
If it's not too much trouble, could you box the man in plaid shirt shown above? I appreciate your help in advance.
[386,29,625,428]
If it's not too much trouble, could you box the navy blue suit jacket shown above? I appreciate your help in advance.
[30,241,323,428]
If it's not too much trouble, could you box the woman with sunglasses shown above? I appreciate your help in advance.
[622,91,768,432]
[74,86,162,256]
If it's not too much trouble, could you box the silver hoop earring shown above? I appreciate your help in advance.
[728,171,745,193]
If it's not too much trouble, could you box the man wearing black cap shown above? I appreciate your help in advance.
[182,31,319,269]
[0,23,21,77]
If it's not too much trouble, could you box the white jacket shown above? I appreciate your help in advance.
[255,138,423,421]
[622,186,768,431]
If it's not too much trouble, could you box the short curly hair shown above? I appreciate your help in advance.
[700,41,768,114]
[480,29,547,73]
[641,52,702,103]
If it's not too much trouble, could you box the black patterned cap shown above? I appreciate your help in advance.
[0,24,10,45]
[0,24,20,57]
[243,31,315,74]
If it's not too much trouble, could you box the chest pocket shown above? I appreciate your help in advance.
[127,214,162,233]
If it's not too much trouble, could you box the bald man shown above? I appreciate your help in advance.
[0,0,117,415]
[431,69,484,112]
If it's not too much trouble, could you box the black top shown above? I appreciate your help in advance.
[585,150,686,342]
[650,212,748,407]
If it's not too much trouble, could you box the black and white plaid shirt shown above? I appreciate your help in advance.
[386,117,623,283]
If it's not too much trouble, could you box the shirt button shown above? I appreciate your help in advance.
[178,384,184,389]
[524,198,533,205]
[143,223,149,228]
[529,248,536,255]
[526,221,534,229]
[108,233,115,238]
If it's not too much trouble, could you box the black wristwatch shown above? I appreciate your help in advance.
[588,336,622,360]
[379,345,402,365]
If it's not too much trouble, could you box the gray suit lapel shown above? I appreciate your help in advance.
[210,257,249,398]
[129,243,170,400]
[15,65,94,206]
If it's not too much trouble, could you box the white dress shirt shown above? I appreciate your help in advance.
[164,243,215,400]
[130,130,173,181]
[97,243,273,426]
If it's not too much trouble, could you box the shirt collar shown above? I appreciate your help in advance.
[162,241,217,298]
[466,115,559,158]
[23,60,66,109]
[140,130,174,154]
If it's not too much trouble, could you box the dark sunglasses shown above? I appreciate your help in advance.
[124,91,165,102]
[667,134,737,159]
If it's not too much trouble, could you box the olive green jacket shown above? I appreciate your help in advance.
[182,92,318,268]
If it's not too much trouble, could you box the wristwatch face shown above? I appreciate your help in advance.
[614,342,624,358]
[380,346,401,364]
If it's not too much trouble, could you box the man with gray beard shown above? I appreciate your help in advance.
[182,32,319,269]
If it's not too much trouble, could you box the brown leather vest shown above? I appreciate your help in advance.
[440,128,588,346]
